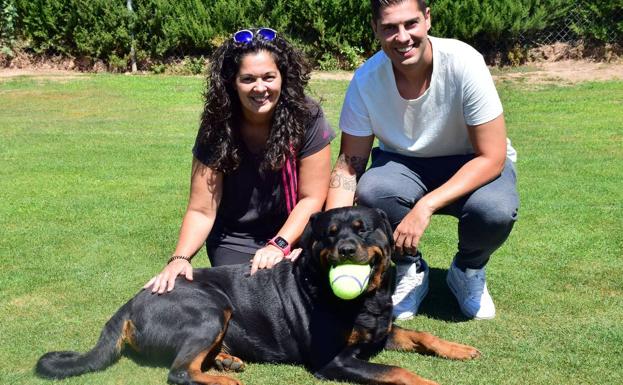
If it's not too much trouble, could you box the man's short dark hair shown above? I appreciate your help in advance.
[370,0,427,22]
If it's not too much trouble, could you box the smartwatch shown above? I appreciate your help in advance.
[268,236,291,256]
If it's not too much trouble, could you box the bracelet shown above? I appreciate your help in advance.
[167,255,192,264]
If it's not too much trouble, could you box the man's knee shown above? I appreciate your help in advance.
[356,169,416,208]
[463,197,518,233]
[356,171,387,207]
[456,199,517,266]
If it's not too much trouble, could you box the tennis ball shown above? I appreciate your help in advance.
[328,264,371,300]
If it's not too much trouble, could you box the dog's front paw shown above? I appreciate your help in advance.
[442,342,481,360]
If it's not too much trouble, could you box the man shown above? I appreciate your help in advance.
[326,0,519,320]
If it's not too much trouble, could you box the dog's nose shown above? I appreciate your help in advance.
[337,243,356,258]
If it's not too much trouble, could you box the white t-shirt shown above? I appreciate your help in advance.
[340,36,516,161]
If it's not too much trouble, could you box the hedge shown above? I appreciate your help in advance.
[429,0,573,55]
[5,0,622,70]
[572,0,623,44]
[1,0,18,56]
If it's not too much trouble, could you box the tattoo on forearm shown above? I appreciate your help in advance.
[336,154,368,178]
[329,154,368,191]
[329,173,357,191]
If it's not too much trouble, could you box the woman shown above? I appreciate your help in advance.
[145,28,334,293]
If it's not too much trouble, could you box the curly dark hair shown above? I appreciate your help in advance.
[196,29,315,173]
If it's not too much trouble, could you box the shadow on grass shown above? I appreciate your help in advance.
[416,267,471,322]
[123,346,232,373]
[122,348,173,370]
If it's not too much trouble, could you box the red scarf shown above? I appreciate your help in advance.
[281,150,298,214]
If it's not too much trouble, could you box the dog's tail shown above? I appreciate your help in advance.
[35,301,133,379]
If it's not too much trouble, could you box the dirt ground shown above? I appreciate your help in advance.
[492,60,622,84]
[312,60,623,83]
[1,59,621,84]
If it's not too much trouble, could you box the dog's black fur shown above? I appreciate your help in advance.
[36,206,479,385]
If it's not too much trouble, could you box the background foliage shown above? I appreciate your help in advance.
[429,0,573,58]
[572,0,623,44]
[0,0,18,57]
[6,0,623,70]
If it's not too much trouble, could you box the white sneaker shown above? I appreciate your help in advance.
[446,261,496,320]
[392,259,429,320]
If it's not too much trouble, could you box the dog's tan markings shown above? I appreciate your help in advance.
[116,320,139,353]
[347,328,372,346]
[366,246,387,291]
[367,266,384,291]
[386,326,481,360]
[185,308,242,385]
[366,245,384,259]
[188,370,242,385]
[376,367,440,385]
[351,244,367,261]
[351,219,363,231]
[214,352,245,372]
[319,248,331,269]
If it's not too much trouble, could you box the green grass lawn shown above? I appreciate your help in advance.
[1,73,622,385]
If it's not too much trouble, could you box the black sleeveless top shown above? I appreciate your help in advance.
[192,104,335,253]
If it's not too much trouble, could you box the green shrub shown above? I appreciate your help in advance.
[107,53,128,73]
[128,0,373,66]
[340,44,365,70]
[429,0,573,55]
[73,1,132,58]
[150,62,166,74]
[507,43,527,66]
[183,56,207,75]
[572,0,623,44]
[1,0,17,56]
[14,0,75,55]
[9,0,620,70]
[131,0,285,59]
[269,0,374,66]
[317,52,340,71]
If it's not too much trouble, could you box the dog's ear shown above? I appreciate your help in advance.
[374,208,394,247]
[300,211,320,249]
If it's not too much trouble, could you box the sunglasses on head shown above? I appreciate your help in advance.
[232,28,277,44]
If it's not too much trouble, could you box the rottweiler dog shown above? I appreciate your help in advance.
[36,206,480,385]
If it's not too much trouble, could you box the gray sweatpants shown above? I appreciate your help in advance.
[356,148,519,270]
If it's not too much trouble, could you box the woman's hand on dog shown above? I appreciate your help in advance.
[250,246,303,275]
[143,259,193,294]
[288,248,302,262]
[251,245,286,275]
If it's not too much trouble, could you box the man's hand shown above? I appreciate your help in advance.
[393,200,435,256]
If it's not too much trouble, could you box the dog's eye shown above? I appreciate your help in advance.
[328,225,338,236]
[352,220,366,234]
[357,226,368,235]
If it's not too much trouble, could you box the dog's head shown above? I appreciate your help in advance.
[300,206,394,293]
